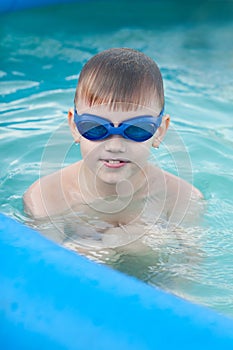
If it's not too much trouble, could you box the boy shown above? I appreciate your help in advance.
[24,48,203,249]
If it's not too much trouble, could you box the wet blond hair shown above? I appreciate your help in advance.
[74,48,164,111]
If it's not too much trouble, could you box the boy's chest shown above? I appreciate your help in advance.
[63,194,168,250]
[71,190,168,226]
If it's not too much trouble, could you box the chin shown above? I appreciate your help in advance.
[96,168,130,185]
[98,173,126,185]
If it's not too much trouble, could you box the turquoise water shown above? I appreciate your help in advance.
[1,1,233,317]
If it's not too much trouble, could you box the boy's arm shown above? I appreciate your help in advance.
[166,174,205,228]
[23,179,49,219]
[169,193,205,228]
[24,163,81,219]
[23,171,64,218]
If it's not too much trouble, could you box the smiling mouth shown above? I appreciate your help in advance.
[101,159,130,168]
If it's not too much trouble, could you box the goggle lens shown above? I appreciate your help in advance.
[124,123,156,142]
[77,121,108,140]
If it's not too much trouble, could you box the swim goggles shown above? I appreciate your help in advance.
[74,107,164,142]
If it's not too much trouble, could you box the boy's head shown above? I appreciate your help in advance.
[74,47,164,112]
[68,48,169,186]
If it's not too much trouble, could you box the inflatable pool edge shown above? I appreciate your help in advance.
[1,213,233,349]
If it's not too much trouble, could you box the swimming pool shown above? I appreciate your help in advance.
[1,0,233,342]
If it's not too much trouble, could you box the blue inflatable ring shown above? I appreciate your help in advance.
[1,214,233,349]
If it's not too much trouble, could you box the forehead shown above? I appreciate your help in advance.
[77,101,162,121]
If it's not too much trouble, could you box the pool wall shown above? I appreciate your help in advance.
[1,0,233,348]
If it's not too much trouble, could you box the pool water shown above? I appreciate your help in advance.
[1,0,233,317]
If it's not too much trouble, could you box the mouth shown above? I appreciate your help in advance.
[100,159,130,169]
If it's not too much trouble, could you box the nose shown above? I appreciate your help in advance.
[104,136,126,153]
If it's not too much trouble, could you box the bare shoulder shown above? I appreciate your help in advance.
[164,170,203,199]
[23,162,81,218]
[163,170,204,226]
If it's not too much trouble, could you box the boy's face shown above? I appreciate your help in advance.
[68,102,169,186]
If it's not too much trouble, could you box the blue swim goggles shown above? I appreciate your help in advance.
[74,107,164,142]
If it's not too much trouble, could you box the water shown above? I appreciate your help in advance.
[1,1,233,317]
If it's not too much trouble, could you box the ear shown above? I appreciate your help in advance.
[67,108,81,143]
[152,114,170,148]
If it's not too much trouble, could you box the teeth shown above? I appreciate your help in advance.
[107,160,121,164]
